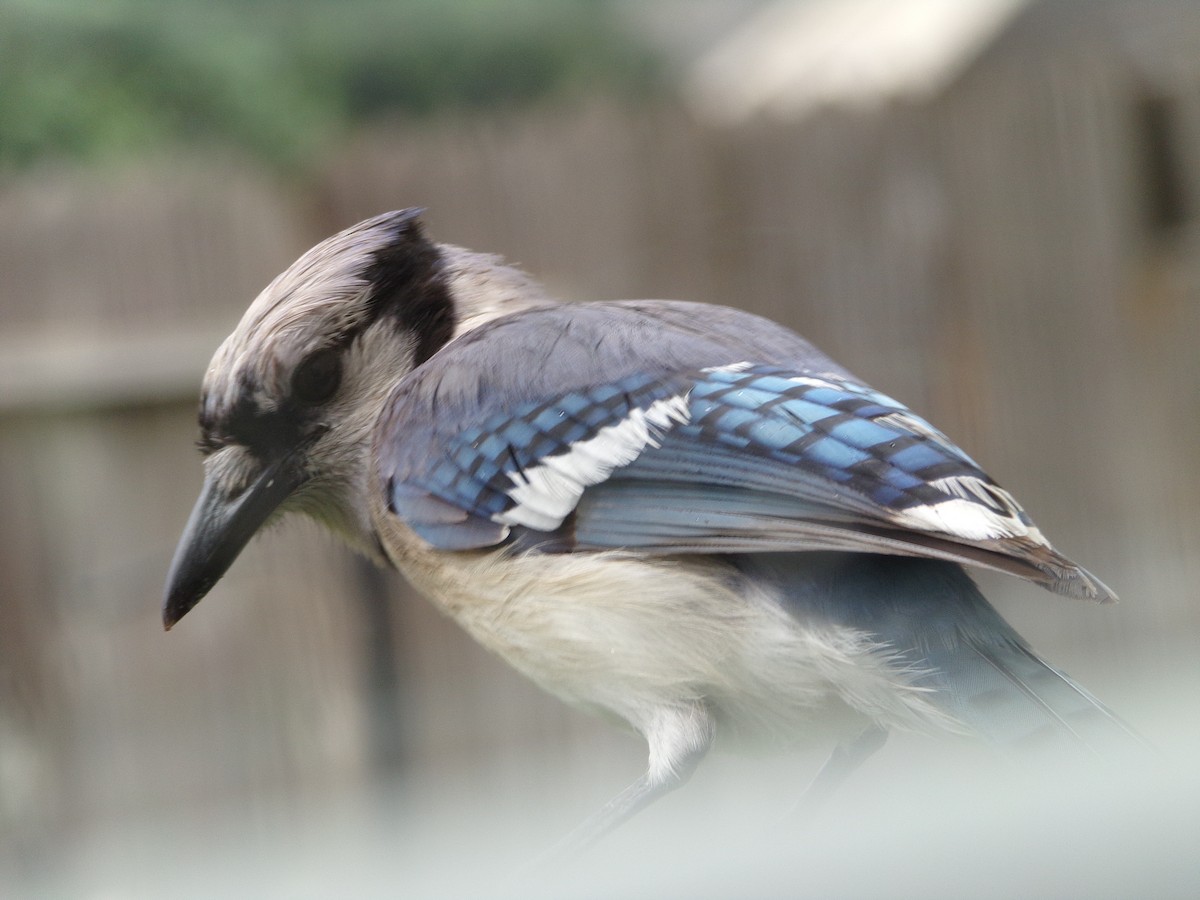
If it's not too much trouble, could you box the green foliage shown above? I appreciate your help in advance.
[0,0,661,172]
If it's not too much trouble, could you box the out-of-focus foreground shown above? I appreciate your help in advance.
[2,2,1199,896]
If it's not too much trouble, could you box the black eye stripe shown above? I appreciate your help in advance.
[197,347,343,459]
[218,397,298,459]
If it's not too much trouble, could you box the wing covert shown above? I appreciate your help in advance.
[377,306,1112,602]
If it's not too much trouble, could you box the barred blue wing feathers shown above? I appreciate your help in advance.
[395,370,692,536]
[636,364,1045,543]
[378,303,1114,603]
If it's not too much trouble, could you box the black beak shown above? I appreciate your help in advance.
[163,455,306,630]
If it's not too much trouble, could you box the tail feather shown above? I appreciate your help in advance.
[923,629,1146,755]
[755,552,1147,757]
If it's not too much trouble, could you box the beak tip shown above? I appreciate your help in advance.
[162,587,200,632]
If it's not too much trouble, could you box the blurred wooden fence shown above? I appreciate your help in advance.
[3,32,1200,875]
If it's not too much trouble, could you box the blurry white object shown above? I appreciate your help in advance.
[686,0,1031,123]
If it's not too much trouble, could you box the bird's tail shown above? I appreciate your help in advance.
[915,625,1144,754]
[866,557,1146,756]
[766,553,1147,756]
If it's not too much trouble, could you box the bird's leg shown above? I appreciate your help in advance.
[795,722,889,813]
[545,702,715,859]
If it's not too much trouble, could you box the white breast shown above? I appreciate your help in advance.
[374,503,960,747]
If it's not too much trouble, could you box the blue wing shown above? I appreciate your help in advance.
[377,304,1113,602]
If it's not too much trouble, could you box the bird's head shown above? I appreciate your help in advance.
[163,209,550,629]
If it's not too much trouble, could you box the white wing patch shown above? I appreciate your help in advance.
[495,394,692,531]
[895,474,1049,545]
[874,410,956,448]
[701,361,755,374]
[786,374,844,390]
[705,364,844,393]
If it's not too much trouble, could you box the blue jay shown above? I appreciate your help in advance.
[165,209,1139,847]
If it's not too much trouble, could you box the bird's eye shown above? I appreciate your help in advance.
[291,348,343,406]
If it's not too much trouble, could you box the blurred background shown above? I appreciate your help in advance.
[2,0,1199,896]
